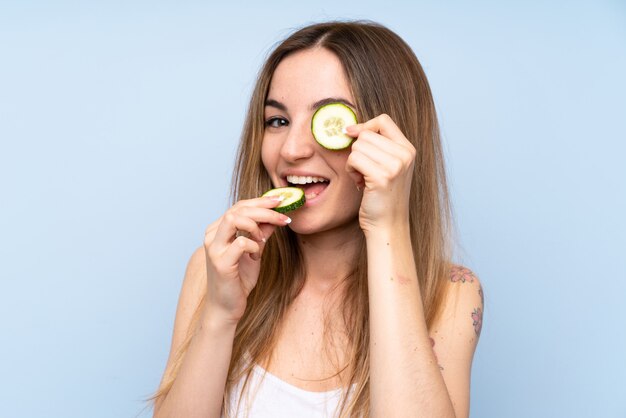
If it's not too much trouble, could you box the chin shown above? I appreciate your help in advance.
[286,212,359,236]
[284,216,322,236]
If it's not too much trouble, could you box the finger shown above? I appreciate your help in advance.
[351,131,404,168]
[213,200,291,247]
[346,152,384,190]
[344,159,365,190]
[345,113,409,147]
[234,194,286,210]
[214,210,289,247]
[204,196,281,248]
[356,129,412,159]
[222,236,261,265]
[235,206,292,228]
[213,212,257,247]
[233,215,267,242]
[346,130,403,190]
[352,140,408,187]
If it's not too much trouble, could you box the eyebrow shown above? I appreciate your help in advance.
[264,97,356,112]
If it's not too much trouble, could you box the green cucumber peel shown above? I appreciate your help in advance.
[261,187,306,213]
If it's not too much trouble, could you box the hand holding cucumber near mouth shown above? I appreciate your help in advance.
[203,195,292,324]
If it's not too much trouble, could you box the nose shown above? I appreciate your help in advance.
[279,118,315,162]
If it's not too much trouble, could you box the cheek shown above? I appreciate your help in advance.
[332,164,362,212]
[346,185,363,213]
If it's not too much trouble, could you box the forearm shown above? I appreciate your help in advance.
[154,309,236,418]
[366,226,455,417]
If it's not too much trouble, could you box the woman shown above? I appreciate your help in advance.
[149,20,484,418]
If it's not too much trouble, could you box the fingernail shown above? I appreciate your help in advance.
[270,195,285,202]
[341,127,348,134]
[283,216,292,224]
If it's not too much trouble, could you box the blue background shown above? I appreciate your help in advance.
[1,1,625,417]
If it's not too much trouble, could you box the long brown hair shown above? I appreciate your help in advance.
[148,20,456,418]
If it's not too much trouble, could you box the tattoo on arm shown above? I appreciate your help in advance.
[472,307,483,337]
[450,265,476,283]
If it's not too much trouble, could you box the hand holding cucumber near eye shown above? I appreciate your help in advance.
[344,113,417,232]
[203,195,293,325]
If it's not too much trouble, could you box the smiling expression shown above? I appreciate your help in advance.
[261,47,363,235]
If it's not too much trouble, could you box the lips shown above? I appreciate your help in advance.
[279,172,331,206]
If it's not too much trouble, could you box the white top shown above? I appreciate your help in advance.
[223,365,349,418]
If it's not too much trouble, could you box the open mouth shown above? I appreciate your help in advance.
[285,175,330,201]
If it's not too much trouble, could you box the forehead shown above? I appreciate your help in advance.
[268,48,353,108]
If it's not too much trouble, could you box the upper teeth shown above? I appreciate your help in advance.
[286,175,329,185]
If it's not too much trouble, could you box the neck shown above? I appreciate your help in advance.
[295,219,363,295]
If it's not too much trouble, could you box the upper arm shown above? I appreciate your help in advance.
[429,266,485,418]
[156,217,222,394]
[155,246,208,402]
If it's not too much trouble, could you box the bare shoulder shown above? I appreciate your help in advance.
[427,264,484,418]
[170,246,208,344]
[156,246,207,389]
[179,246,208,304]
[429,263,485,363]
[434,264,484,341]
[448,264,485,328]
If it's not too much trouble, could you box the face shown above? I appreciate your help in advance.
[261,47,363,236]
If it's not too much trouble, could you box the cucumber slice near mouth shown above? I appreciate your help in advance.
[311,103,357,150]
[262,187,305,214]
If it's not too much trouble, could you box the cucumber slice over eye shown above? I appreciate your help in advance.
[311,102,357,150]
[262,187,306,213]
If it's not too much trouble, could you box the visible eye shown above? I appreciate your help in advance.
[264,117,289,129]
